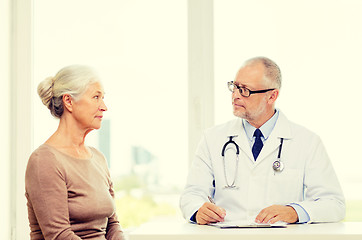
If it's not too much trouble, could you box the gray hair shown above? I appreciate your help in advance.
[244,56,282,89]
[37,65,100,118]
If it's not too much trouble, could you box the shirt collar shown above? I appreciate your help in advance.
[243,109,280,142]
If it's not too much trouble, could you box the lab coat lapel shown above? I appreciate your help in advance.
[237,132,254,162]
[226,118,254,161]
[256,111,292,163]
[255,132,281,163]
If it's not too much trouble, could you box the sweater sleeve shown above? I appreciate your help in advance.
[105,212,125,240]
[105,169,124,240]
[25,150,82,240]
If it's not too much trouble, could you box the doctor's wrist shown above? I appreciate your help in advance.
[190,211,198,222]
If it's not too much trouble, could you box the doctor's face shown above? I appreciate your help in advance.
[232,62,275,126]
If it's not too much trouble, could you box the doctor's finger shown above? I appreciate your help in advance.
[208,204,226,219]
[203,207,225,222]
[196,210,221,224]
[264,213,278,224]
[255,208,275,223]
[260,212,277,224]
[195,212,209,225]
[200,202,226,219]
[271,209,298,223]
[268,215,283,224]
[201,211,220,223]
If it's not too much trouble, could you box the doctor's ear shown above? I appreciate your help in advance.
[63,94,74,113]
[268,89,279,104]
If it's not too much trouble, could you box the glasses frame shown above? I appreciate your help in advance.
[227,81,275,97]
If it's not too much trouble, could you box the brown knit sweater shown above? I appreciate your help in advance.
[25,144,124,240]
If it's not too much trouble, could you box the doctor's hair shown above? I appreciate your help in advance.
[244,56,282,89]
[37,65,100,118]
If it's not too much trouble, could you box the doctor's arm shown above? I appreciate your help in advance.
[180,134,226,224]
[297,139,345,223]
[256,138,345,224]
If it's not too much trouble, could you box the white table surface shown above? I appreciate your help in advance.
[126,217,362,240]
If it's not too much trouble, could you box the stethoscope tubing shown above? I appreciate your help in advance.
[221,136,240,156]
[221,136,285,189]
[221,136,240,189]
[277,138,284,159]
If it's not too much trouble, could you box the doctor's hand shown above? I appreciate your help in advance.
[255,205,298,224]
[196,202,226,225]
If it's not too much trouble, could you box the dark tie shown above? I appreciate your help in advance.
[252,129,264,160]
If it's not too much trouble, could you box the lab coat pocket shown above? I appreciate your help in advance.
[266,169,303,205]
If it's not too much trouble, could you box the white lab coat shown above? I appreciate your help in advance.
[180,111,345,223]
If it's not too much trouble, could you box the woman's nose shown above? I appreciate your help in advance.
[99,100,108,111]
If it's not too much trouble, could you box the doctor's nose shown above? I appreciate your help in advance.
[232,88,242,99]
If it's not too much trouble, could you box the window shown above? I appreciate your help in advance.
[34,0,187,229]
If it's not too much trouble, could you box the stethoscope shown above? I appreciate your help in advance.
[221,135,285,189]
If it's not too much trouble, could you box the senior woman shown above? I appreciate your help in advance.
[25,65,124,240]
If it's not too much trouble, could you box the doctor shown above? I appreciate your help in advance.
[180,56,345,225]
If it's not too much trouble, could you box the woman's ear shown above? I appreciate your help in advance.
[63,94,73,113]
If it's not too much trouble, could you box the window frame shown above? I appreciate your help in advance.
[9,0,34,239]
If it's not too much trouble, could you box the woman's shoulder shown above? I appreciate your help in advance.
[25,145,68,196]
[27,144,65,172]
[29,144,56,160]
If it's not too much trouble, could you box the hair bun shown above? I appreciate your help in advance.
[37,76,54,109]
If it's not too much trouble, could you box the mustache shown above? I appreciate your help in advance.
[232,99,245,108]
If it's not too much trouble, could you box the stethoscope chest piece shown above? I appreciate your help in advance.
[272,160,284,172]
[272,138,285,173]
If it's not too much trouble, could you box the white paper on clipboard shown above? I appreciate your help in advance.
[209,221,288,228]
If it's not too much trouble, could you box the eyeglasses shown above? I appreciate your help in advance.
[227,81,275,97]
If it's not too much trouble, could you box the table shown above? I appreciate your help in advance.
[126,217,362,240]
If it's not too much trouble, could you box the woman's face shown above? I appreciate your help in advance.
[71,82,107,131]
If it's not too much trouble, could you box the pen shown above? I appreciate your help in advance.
[208,196,215,204]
